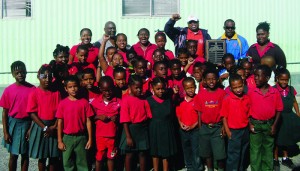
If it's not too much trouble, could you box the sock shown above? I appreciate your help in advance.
[283,157,287,160]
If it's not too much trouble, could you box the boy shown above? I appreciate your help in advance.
[184,40,205,76]
[81,68,100,103]
[248,65,283,171]
[194,68,226,171]
[91,76,121,171]
[260,55,276,86]
[191,62,203,94]
[169,59,186,99]
[56,75,93,171]
[220,74,250,171]
[0,61,35,171]
[176,77,202,171]
[219,53,235,88]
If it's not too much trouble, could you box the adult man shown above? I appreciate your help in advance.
[164,14,211,58]
[94,21,117,51]
[219,19,249,62]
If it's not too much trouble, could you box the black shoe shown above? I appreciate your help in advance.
[282,158,295,169]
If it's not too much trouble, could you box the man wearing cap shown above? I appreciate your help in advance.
[219,19,249,62]
[94,21,117,51]
[164,14,211,58]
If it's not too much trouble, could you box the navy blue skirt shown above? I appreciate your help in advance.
[2,117,31,155]
[28,120,59,159]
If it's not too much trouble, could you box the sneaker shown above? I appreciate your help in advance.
[282,158,295,169]
[274,160,280,171]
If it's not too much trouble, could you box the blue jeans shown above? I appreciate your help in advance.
[179,128,202,171]
[226,127,249,171]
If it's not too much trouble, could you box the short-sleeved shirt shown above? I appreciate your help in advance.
[131,42,157,58]
[120,95,152,123]
[186,56,205,76]
[169,76,185,99]
[176,97,198,127]
[194,88,226,124]
[69,43,99,65]
[91,95,121,137]
[56,97,94,134]
[186,29,205,59]
[0,83,35,119]
[248,85,283,120]
[246,74,256,90]
[145,49,175,65]
[220,92,250,129]
[27,87,61,120]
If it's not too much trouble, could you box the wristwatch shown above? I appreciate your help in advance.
[43,126,48,132]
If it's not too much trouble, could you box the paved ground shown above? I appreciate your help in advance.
[1,125,300,171]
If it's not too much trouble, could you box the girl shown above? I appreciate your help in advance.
[119,75,152,171]
[147,77,177,171]
[69,44,97,76]
[68,28,99,66]
[116,33,130,64]
[98,34,126,79]
[49,61,69,99]
[224,65,247,94]
[133,57,152,97]
[146,32,175,65]
[169,59,186,99]
[0,61,35,171]
[51,44,70,64]
[27,64,61,171]
[113,67,129,98]
[131,28,157,58]
[273,68,300,169]
[240,58,256,90]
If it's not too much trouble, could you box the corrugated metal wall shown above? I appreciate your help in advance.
[1,0,299,84]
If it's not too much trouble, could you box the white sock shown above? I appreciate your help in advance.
[283,157,287,160]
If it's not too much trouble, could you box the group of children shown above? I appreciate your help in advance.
[1,27,300,171]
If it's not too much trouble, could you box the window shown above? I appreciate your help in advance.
[1,0,31,18]
[122,0,179,17]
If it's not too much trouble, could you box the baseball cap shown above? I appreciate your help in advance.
[187,15,199,23]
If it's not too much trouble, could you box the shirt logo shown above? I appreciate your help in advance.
[205,100,219,108]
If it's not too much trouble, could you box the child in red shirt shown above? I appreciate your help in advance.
[69,44,97,76]
[56,76,93,171]
[169,59,186,99]
[119,75,152,171]
[91,76,121,171]
[194,68,226,171]
[27,64,61,171]
[81,68,100,103]
[0,61,35,171]
[51,44,70,65]
[220,74,250,171]
[176,77,202,171]
[184,40,206,76]
[113,67,129,98]
[248,65,283,171]
[133,57,152,97]
[240,58,256,90]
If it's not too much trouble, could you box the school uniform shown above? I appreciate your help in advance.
[0,83,35,155]
[220,92,250,171]
[176,97,202,171]
[27,87,61,159]
[248,86,283,171]
[169,76,186,99]
[119,95,152,152]
[131,42,157,58]
[68,62,97,76]
[194,88,226,160]
[147,96,177,158]
[275,85,300,146]
[91,95,121,161]
[246,74,256,90]
[145,49,175,65]
[56,97,94,171]
[186,56,205,77]
[69,43,99,65]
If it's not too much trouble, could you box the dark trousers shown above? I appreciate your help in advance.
[179,128,202,171]
[226,127,249,171]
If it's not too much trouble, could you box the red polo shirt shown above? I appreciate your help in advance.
[132,42,157,58]
[56,97,94,134]
[69,43,99,64]
[120,95,152,123]
[186,56,205,75]
[275,84,297,96]
[248,85,283,120]
[176,97,198,127]
[246,74,256,90]
[68,62,96,76]
[117,50,128,64]
[186,29,205,58]
[194,88,226,124]
[145,49,175,65]
[91,95,121,137]
[220,92,250,129]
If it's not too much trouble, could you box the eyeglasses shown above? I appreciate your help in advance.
[225,26,236,30]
